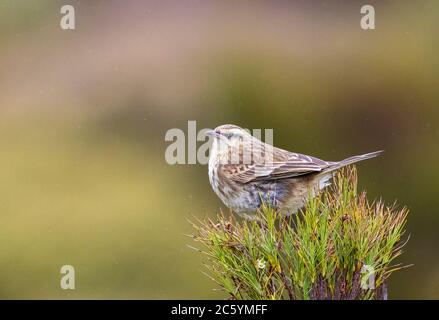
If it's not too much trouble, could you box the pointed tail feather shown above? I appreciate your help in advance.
[323,150,384,173]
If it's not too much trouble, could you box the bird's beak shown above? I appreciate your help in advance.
[206,130,220,138]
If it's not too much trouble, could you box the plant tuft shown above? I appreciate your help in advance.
[190,167,409,300]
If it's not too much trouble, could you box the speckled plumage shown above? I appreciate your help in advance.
[207,124,382,219]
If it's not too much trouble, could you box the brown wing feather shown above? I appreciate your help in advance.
[227,144,330,184]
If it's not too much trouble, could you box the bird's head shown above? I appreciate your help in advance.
[207,124,259,164]
[208,124,251,140]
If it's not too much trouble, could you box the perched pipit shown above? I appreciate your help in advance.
[207,124,382,219]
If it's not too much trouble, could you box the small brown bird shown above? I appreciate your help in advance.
[207,124,382,219]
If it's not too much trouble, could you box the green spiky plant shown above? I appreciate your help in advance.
[190,167,409,300]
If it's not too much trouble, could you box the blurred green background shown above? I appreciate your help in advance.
[0,0,438,299]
